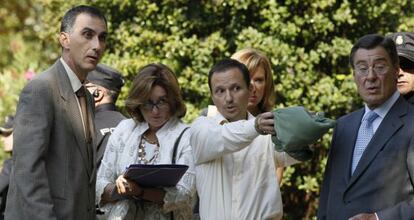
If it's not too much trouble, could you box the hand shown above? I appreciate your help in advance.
[255,112,276,135]
[348,213,377,220]
[115,174,143,197]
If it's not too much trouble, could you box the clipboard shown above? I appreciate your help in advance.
[124,164,189,187]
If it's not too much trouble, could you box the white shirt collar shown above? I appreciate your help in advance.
[212,111,253,125]
[60,57,83,93]
[364,90,400,119]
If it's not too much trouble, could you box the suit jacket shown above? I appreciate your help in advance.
[318,96,414,220]
[5,60,97,220]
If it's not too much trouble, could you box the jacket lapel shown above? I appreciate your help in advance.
[346,97,407,191]
[55,60,92,178]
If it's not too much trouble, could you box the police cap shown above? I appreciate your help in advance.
[87,64,125,93]
[387,32,414,69]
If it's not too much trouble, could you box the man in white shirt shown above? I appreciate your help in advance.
[190,58,298,220]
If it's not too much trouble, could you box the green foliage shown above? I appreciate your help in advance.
[2,0,414,218]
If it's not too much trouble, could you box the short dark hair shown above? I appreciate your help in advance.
[208,58,250,91]
[125,63,186,122]
[350,34,399,68]
[60,5,107,33]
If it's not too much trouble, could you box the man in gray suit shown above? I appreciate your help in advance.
[5,5,107,220]
[318,34,414,219]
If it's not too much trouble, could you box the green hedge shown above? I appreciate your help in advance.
[1,0,414,218]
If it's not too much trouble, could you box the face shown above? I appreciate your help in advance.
[60,13,107,76]
[397,67,414,95]
[211,68,251,122]
[353,46,398,109]
[140,85,171,130]
[1,133,13,152]
[248,66,266,112]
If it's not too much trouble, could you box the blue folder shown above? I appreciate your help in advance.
[124,164,189,187]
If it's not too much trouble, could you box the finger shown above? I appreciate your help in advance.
[261,112,274,119]
[116,177,127,193]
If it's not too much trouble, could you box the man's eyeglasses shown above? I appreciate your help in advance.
[354,64,390,76]
[141,98,169,111]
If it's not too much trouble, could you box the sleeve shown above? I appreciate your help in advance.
[376,135,414,219]
[163,129,196,213]
[95,126,121,206]
[190,116,259,164]
[317,124,339,220]
[11,79,57,219]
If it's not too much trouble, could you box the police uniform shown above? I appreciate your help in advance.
[87,64,126,168]
[0,115,14,220]
[387,32,414,104]
[94,103,125,168]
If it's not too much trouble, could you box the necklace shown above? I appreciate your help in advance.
[143,134,158,145]
[137,135,160,164]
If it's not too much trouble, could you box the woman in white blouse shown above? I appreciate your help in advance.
[96,63,195,219]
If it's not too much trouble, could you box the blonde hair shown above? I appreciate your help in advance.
[231,48,275,112]
[125,63,186,122]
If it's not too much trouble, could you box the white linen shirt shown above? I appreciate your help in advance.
[96,118,195,220]
[191,113,298,220]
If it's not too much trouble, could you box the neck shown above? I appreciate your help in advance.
[144,127,159,141]
[62,54,87,82]
[248,106,261,116]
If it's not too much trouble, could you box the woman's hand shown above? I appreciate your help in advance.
[115,174,143,197]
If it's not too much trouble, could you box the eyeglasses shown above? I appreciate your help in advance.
[354,64,390,76]
[141,98,169,111]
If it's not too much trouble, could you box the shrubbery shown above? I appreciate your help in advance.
[1,0,414,218]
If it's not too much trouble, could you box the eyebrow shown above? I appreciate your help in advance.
[355,57,388,65]
[82,27,107,35]
[147,95,168,102]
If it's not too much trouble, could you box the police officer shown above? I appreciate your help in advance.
[387,32,414,104]
[0,115,14,220]
[86,64,126,168]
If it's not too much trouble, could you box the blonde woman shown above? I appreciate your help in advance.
[231,48,284,184]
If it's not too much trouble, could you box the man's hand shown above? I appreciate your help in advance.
[255,112,275,135]
[349,213,377,220]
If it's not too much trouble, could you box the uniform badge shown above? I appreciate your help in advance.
[396,35,404,45]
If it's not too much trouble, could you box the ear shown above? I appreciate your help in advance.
[96,88,106,101]
[59,32,70,49]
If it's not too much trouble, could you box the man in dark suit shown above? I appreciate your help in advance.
[86,64,126,170]
[318,34,414,220]
[5,5,107,220]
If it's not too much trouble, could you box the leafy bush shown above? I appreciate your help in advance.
[1,0,414,218]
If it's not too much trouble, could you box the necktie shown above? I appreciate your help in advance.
[76,86,92,145]
[351,111,378,174]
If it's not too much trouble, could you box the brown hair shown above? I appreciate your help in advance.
[125,63,186,122]
[231,48,276,112]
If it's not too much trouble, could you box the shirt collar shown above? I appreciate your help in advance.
[60,57,83,93]
[213,111,253,125]
[364,90,400,119]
